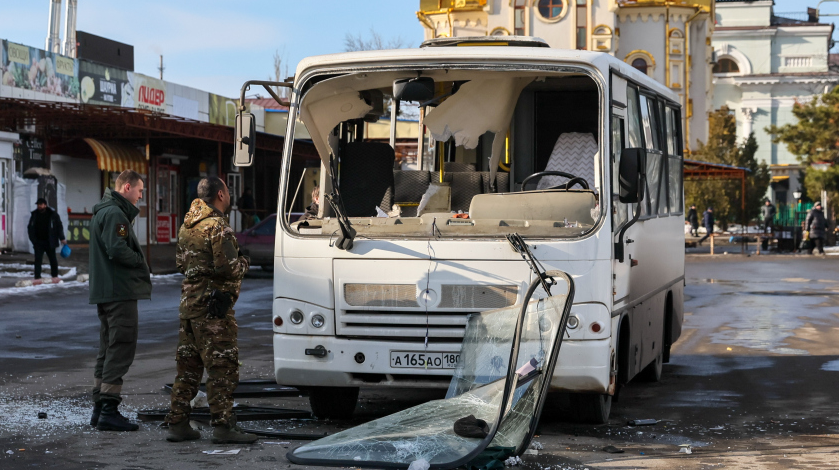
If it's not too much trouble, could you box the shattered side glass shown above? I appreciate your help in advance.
[288,272,574,468]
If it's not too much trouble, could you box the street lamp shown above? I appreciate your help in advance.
[793,190,802,200]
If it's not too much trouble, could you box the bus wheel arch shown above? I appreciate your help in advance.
[663,290,674,363]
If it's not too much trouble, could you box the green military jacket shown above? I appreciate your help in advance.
[89,188,152,304]
[177,198,250,319]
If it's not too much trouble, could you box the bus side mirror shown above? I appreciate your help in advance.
[234,112,256,167]
[619,148,646,204]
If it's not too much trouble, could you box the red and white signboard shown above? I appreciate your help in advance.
[156,215,171,243]
[124,72,167,113]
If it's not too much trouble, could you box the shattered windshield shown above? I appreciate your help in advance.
[288,271,574,468]
[285,67,603,239]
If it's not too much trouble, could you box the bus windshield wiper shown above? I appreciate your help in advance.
[506,233,556,295]
[326,157,356,251]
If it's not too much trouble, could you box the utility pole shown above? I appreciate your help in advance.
[158,55,164,80]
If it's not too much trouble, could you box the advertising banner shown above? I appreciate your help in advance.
[13,135,46,173]
[209,93,238,126]
[78,60,128,105]
[123,72,167,113]
[1,40,80,99]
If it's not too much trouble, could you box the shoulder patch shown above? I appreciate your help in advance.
[116,224,128,238]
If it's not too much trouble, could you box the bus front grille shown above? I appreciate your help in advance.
[337,310,472,340]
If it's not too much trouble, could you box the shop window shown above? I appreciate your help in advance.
[713,58,740,74]
[538,0,565,20]
[576,0,587,50]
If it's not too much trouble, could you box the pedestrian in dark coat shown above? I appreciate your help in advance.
[762,200,776,234]
[27,198,66,280]
[687,205,699,237]
[698,207,715,245]
[806,202,827,255]
[88,169,151,432]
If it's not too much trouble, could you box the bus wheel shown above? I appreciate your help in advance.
[639,349,663,382]
[308,386,359,420]
[570,393,611,424]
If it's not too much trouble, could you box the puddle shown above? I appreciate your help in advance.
[669,355,774,376]
[660,389,742,408]
[820,359,839,371]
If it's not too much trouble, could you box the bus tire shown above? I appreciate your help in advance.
[639,348,663,382]
[308,386,359,420]
[570,393,611,424]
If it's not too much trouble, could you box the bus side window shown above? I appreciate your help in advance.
[656,100,669,216]
[639,94,663,216]
[666,107,684,213]
[625,87,646,216]
[611,115,629,230]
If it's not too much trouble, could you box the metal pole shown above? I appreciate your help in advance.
[742,171,746,255]
[145,137,152,274]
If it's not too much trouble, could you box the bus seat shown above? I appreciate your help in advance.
[394,170,431,217]
[444,172,483,213]
[469,190,597,225]
[537,133,597,190]
[339,141,395,217]
[481,172,509,193]
[444,162,476,172]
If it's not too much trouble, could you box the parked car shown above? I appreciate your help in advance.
[235,214,276,271]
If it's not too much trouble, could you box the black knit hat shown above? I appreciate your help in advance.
[35,198,47,205]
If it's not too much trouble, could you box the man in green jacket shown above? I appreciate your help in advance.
[164,176,256,444]
[88,169,152,432]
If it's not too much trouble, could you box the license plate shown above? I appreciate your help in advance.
[390,351,460,369]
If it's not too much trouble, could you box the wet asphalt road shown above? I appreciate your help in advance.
[2,258,839,469]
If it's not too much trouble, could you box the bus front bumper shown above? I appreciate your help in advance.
[273,334,611,394]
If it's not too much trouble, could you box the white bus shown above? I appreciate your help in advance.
[234,36,685,424]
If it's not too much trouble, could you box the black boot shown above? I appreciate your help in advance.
[90,401,102,426]
[96,399,139,432]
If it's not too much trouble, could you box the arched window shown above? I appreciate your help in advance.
[538,0,565,19]
[632,58,648,74]
[713,58,740,74]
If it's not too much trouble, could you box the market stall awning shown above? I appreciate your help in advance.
[83,138,147,173]
[771,175,790,182]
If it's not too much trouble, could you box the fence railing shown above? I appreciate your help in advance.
[773,202,814,227]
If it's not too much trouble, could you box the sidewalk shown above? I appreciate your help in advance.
[0,244,179,287]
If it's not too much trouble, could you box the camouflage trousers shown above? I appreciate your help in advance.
[165,314,239,426]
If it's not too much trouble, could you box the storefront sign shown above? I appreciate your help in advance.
[209,93,238,126]
[156,215,171,242]
[123,72,167,113]
[79,62,127,105]
[13,136,46,173]
[67,216,92,244]
[1,40,80,100]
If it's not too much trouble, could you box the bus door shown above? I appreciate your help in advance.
[611,75,634,305]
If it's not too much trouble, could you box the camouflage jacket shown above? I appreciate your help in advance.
[177,198,249,319]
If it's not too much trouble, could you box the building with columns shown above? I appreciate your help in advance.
[711,0,838,204]
[416,0,715,151]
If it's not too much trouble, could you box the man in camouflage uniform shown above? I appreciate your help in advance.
[164,177,257,444]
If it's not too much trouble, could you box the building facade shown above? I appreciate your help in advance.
[416,0,715,151]
[711,0,838,204]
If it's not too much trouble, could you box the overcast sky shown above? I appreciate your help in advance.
[0,1,831,97]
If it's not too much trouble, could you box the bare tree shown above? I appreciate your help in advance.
[268,48,290,104]
[344,28,409,52]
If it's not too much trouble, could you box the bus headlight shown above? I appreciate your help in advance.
[290,309,304,324]
[567,316,580,329]
[311,314,325,328]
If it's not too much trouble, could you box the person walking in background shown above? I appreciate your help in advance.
[27,197,66,282]
[762,199,776,234]
[698,207,715,246]
[239,187,256,230]
[88,170,151,432]
[165,177,257,444]
[805,201,826,255]
[687,205,699,237]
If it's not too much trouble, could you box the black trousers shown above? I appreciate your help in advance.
[33,240,58,279]
[809,237,825,255]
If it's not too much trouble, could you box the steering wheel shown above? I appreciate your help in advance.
[521,171,589,191]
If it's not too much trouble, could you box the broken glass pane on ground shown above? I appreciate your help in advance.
[288,271,574,469]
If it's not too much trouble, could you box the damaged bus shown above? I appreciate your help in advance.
[234,36,685,424]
